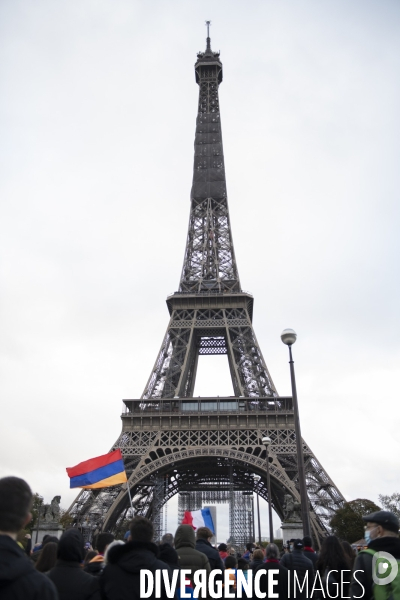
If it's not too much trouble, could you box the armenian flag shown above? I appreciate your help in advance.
[66,449,127,489]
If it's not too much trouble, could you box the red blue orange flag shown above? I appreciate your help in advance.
[66,449,127,489]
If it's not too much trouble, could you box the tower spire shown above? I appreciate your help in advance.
[205,20,211,51]
[180,25,237,293]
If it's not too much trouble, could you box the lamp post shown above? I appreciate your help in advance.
[262,436,274,544]
[253,475,262,544]
[281,328,311,538]
[252,495,256,543]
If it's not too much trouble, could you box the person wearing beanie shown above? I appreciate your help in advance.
[48,528,101,600]
[350,510,400,600]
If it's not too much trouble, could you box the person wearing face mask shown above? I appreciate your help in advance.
[350,510,400,599]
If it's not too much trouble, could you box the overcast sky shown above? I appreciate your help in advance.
[1,0,399,541]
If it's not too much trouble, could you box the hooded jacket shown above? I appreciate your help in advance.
[48,529,101,600]
[99,540,173,600]
[350,536,400,600]
[0,534,58,600]
[175,525,211,580]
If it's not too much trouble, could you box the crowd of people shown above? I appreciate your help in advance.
[1,475,400,599]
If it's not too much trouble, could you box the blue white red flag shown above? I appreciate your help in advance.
[182,507,215,533]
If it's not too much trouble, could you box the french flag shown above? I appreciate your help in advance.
[182,507,215,534]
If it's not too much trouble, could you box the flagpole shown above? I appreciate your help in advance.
[126,480,134,512]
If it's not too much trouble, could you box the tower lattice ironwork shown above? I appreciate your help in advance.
[67,30,345,547]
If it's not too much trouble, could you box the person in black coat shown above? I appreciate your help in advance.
[302,536,318,567]
[195,527,225,570]
[158,542,180,571]
[0,476,58,600]
[280,539,314,599]
[48,528,100,600]
[100,516,173,600]
[253,543,288,600]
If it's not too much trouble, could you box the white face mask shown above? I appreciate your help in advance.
[365,525,378,544]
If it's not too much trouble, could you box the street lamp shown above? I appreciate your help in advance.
[262,436,274,544]
[253,475,262,544]
[281,328,311,538]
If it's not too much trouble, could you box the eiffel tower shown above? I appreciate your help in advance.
[68,27,345,546]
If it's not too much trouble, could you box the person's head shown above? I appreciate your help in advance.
[161,533,174,547]
[43,536,59,547]
[175,525,195,549]
[266,543,280,559]
[104,540,124,564]
[252,549,265,561]
[58,528,85,562]
[245,542,254,552]
[159,543,179,568]
[303,536,313,548]
[363,511,399,541]
[218,543,227,553]
[237,557,249,571]
[35,541,58,573]
[96,532,114,555]
[225,555,238,569]
[316,535,349,572]
[0,477,32,536]
[84,549,98,565]
[129,516,154,543]
[227,545,236,557]
[293,539,304,551]
[196,527,213,542]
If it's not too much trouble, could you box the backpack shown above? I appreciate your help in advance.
[360,549,400,600]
